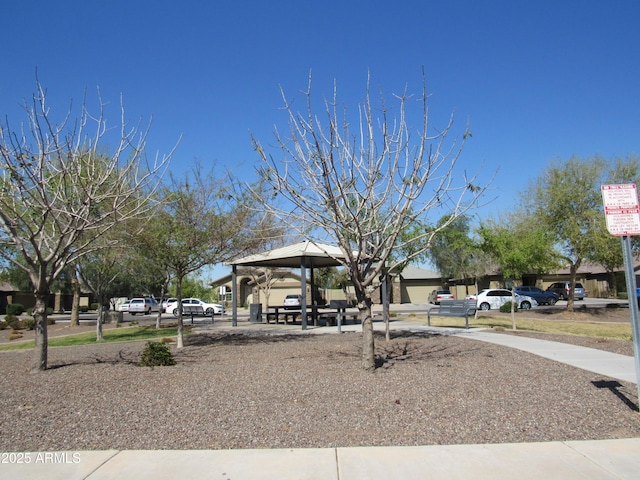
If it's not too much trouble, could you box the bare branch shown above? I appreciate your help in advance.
[0,80,177,370]
[251,71,494,370]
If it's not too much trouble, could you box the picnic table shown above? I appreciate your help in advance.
[266,301,359,326]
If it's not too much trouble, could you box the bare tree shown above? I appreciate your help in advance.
[253,71,490,370]
[246,267,290,308]
[0,81,173,371]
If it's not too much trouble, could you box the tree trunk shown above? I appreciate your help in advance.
[608,270,617,298]
[96,302,104,342]
[359,296,375,371]
[32,292,49,372]
[511,279,522,330]
[176,278,184,348]
[511,289,517,330]
[473,279,479,320]
[567,260,581,312]
[70,275,81,327]
[156,283,167,329]
[383,272,391,342]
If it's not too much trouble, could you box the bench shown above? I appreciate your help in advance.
[319,313,361,326]
[320,300,359,326]
[177,305,206,324]
[427,300,476,329]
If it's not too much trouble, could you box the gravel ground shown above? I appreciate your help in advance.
[0,325,639,452]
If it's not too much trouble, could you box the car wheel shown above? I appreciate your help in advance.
[547,297,557,306]
[577,297,583,301]
[172,308,179,316]
[479,302,490,311]
[131,312,136,316]
[205,308,213,315]
[520,301,531,310]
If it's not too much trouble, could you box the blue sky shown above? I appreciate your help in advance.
[2,0,639,279]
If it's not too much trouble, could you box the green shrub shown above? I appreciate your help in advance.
[21,319,36,330]
[3,314,21,329]
[6,304,24,316]
[500,302,518,313]
[47,317,56,325]
[138,341,176,367]
[0,321,7,330]
[79,306,90,313]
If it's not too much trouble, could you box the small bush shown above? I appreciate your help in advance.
[6,304,24,316]
[4,314,21,329]
[22,319,36,330]
[0,321,7,330]
[138,341,176,367]
[47,318,56,325]
[79,306,90,313]
[90,303,99,311]
[500,302,518,313]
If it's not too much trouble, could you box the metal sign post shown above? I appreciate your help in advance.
[601,184,640,401]
[621,235,640,396]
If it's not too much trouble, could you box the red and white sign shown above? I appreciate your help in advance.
[602,184,640,236]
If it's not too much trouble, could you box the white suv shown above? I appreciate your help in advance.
[467,289,537,311]
[128,297,160,315]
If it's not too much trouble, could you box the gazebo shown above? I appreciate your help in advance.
[228,240,350,329]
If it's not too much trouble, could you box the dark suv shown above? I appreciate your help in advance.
[546,282,586,301]
[513,286,559,305]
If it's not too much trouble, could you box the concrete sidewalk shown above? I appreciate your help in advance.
[2,438,639,479]
[458,329,638,385]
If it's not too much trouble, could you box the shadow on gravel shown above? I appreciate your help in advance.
[373,331,485,369]
[592,380,639,412]
[181,330,487,370]
[47,350,140,369]
[185,333,318,347]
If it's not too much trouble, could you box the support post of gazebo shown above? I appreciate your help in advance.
[232,265,237,327]
[300,256,307,330]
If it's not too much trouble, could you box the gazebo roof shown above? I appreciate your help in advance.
[229,240,348,268]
